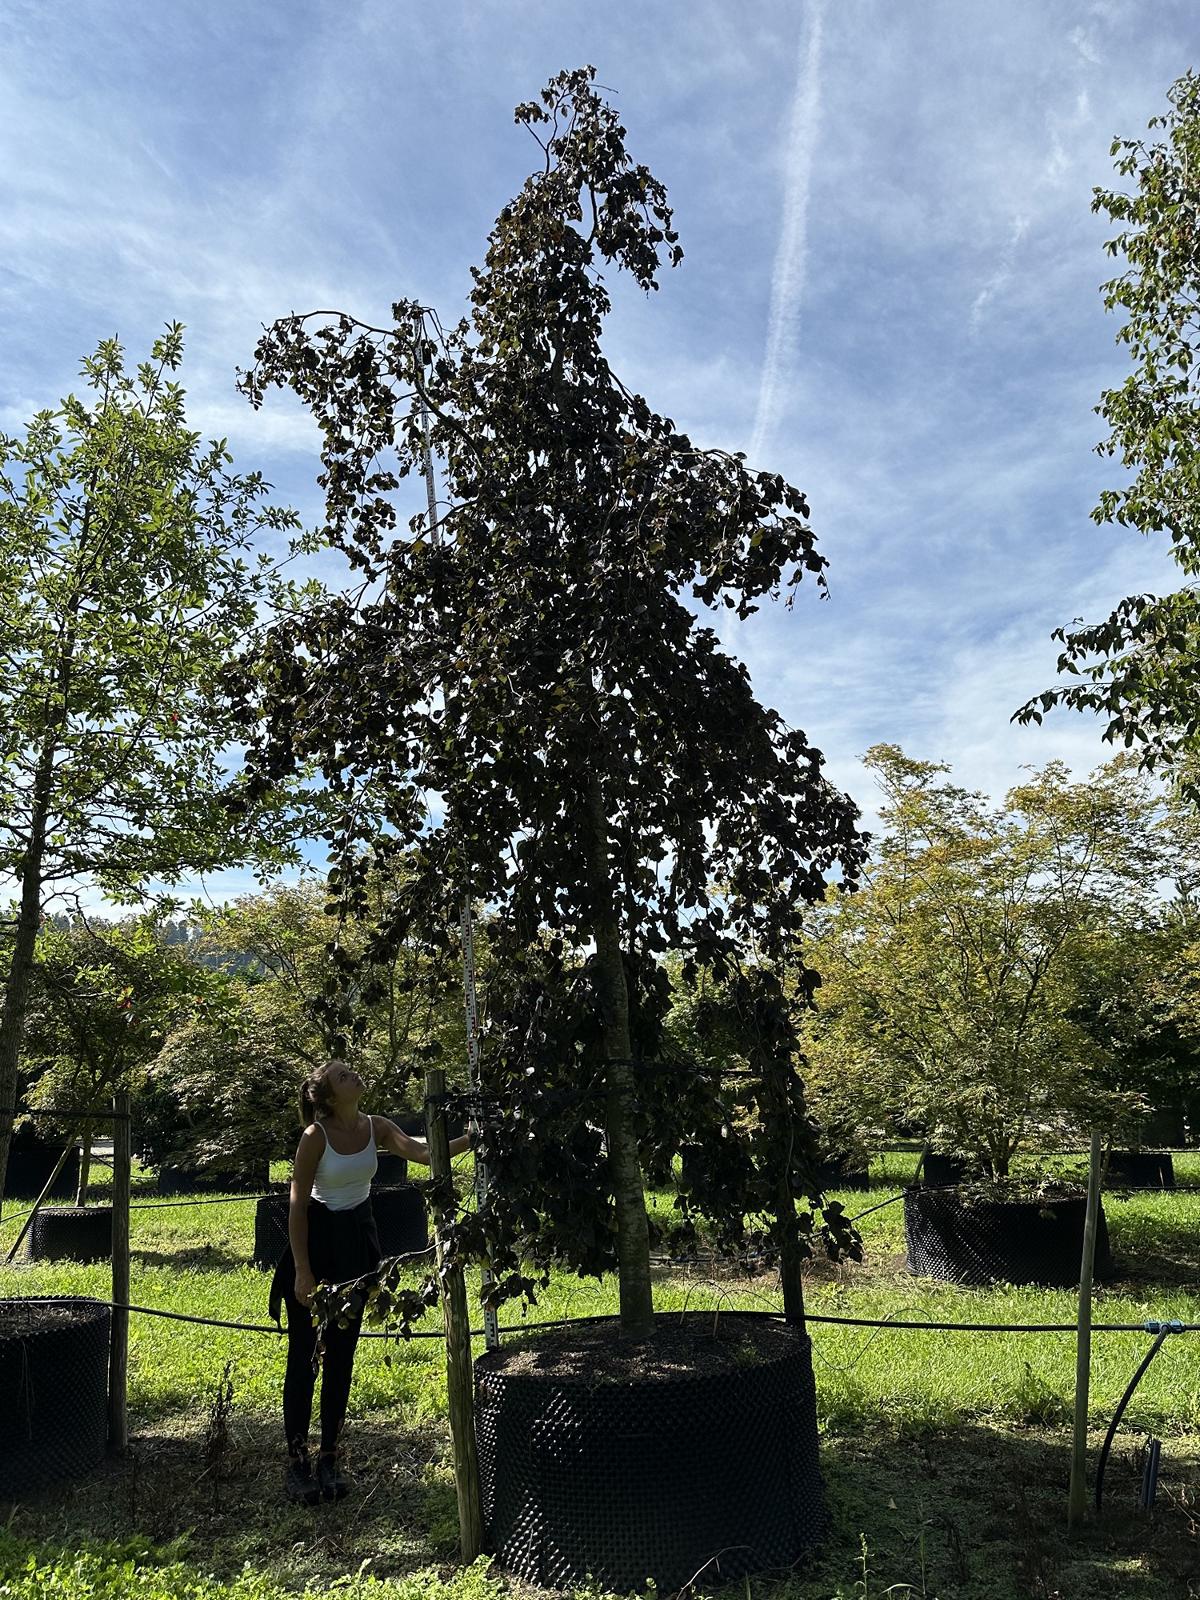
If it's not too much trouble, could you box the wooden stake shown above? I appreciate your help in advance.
[107,1090,130,1455]
[425,1068,483,1561]
[1068,1128,1104,1528]
[4,1136,76,1264]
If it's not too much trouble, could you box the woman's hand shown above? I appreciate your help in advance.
[294,1265,317,1308]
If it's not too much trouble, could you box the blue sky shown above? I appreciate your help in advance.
[2,0,1196,901]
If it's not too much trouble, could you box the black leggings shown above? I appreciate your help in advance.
[282,1282,364,1454]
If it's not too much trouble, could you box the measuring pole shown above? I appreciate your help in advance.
[413,311,500,1351]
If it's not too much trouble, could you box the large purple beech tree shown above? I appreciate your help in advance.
[233,68,867,1340]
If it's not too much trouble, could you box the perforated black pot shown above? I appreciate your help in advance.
[920,1152,971,1187]
[252,1183,428,1270]
[1105,1150,1175,1189]
[5,1142,80,1201]
[376,1151,409,1186]
[816,1159,870,1190]
[156,1163,266,1196]
[475,1313,825,1591]
[0,1297,111,1495]
[28,1205,111,1264]
[904,1186,1111,1287]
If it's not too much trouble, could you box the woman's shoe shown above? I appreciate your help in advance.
[317,1451,351,1501]
[285,1447,320,1506]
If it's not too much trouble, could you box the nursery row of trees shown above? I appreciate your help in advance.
[11,875,467,1200]
[17,719,1200,1203]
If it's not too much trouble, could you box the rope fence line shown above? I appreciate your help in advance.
[5,1291,1195,1341]
[3,1167,1196,1236]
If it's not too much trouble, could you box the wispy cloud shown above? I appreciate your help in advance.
[747,1,825,465]
[969,213,1031,333]
[1069,24,1102,64]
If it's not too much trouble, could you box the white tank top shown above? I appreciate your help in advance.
[311,1117,378,1212]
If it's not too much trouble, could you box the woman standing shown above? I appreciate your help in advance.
[271,1058,472,1504]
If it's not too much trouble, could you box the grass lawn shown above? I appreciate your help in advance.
[0,1154,1198,1598]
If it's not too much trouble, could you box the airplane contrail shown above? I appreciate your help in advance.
[748,2,826,466]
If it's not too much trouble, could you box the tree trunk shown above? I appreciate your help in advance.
[761,1060,806,1330]
[76,1121,93,1207]
[582,772,654,1341]
[0,741,54,1214]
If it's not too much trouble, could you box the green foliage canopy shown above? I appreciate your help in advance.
[1017,72,1200,786]
[0,327,318,1204]
[800,746,1187,1175]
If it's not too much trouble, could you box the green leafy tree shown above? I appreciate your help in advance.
[141,982,303,1179]
[1017,72,1200,786]
[198,872,467,1109]
[137,872,469,1174]
[22,916,219,1202]
[234,67,867,1338]
[0,327,315,1206]
[1063,917,1200,1144]
[801,747,1175,1176]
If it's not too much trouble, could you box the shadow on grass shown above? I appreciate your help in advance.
[1105,1208,1200,1293]
[130,1244,250,1274]
[1,1412,451,1594]
[4,1409,1198,1598]
[814,1422,1200,1600]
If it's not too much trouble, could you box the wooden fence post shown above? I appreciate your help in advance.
[107,1089,130,1455]
[425,1067,483,1561]
[1068,1128,1104,1527]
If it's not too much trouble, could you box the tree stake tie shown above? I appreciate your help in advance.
[413,307,499,1352]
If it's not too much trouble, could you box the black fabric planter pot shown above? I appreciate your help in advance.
[253,1190,291,1271]
[1105,1150,1175,1189]
[816,1160,870,1190]
[28,1206,112,1264]
[376,1151,409,1186]
[920,1153,971,1187]
[156,1164,265,1196]
[904,1187,1111,1287]
[252,1184,428,1270]
[373,1184,427,1258]
[0,1297,111,1495]
[1142,1107,1187,1147]
[5,1144,80,1201]
[475,1313,825,1591]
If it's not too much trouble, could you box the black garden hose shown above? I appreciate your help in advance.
[1094,1320,1183,1512]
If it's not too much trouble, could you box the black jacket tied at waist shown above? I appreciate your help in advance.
[269,1196,381,1327]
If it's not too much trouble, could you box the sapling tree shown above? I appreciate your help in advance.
[142,983,303,1177]
[234,68,866,1339]
[0,328,317,1206]
[138,872,470,1173]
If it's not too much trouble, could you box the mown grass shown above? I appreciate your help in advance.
[1,1156,1199,1598]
